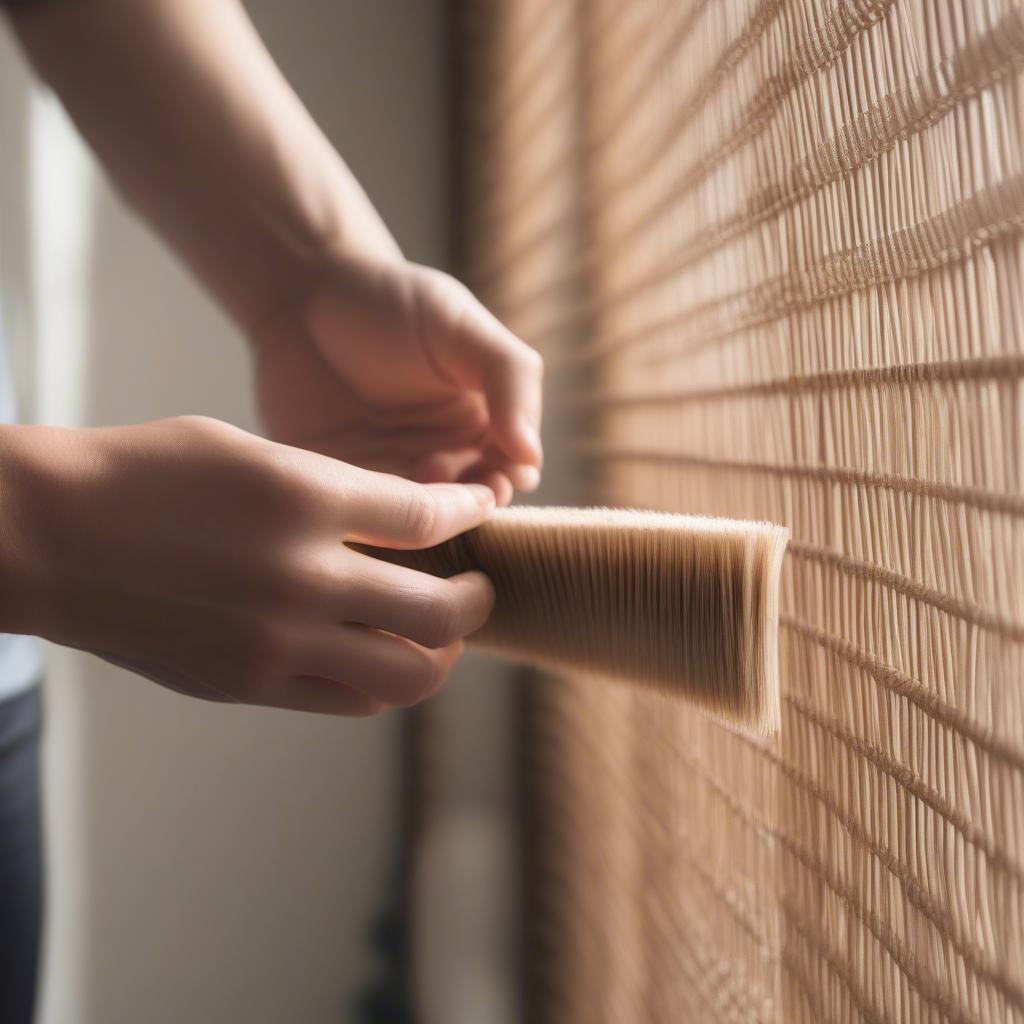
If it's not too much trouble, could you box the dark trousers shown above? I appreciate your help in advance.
[0,686,43,1024]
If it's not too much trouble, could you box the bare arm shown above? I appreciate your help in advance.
[0,0,544,717]
[10,0,544,496]
[10,0,400,331]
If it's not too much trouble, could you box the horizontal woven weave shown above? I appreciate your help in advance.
[453,1,1024,1020]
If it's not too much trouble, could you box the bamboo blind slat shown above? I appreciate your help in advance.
[451,1,1024,1020]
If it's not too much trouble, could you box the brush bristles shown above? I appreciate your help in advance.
[366,507,789,735]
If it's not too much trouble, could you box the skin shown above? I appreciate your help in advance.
[254,255,543,504]
[0,0,544,715]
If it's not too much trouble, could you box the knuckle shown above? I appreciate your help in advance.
[473,575,497,622]
[420,654,450,699]
[419,264,466,305]
[521,345,544,375]
[401,647,450,705]
[417,589,462,649]
[400,489,438,547]
[263,542,345,612]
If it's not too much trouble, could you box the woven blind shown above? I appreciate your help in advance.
[452,2,1024,1021]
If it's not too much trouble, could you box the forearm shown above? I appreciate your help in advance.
[9,0,401,331]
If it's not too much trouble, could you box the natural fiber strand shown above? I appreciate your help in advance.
[368,506,789,733]
[444,0,1024,1021]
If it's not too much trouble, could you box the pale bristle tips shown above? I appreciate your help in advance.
[369,507,790,735]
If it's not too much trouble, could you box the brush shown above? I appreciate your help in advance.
[363,506,789,735]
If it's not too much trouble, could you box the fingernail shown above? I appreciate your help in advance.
[465,483,496,512]
[514,464,541,492]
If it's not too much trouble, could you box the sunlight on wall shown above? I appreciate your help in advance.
[28,91,95,427]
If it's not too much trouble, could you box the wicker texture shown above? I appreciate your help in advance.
[452,2,1024,1020]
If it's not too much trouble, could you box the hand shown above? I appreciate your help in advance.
[252,256,544,507]
[0,417,496,716]
[10,1,543,498]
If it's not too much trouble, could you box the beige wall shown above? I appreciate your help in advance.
[0,3,446,1021]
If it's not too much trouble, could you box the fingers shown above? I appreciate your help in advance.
[418,271,544,486]
[411,448,482,485]
[275,555,492,711]
[292,624,464,707]
[412,449,515,507]
[459,466,514,507]
[342,559,495,648]
[342,467,496,549]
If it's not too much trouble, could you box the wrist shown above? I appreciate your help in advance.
[246,247,407,354]
[235,167,405,341]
